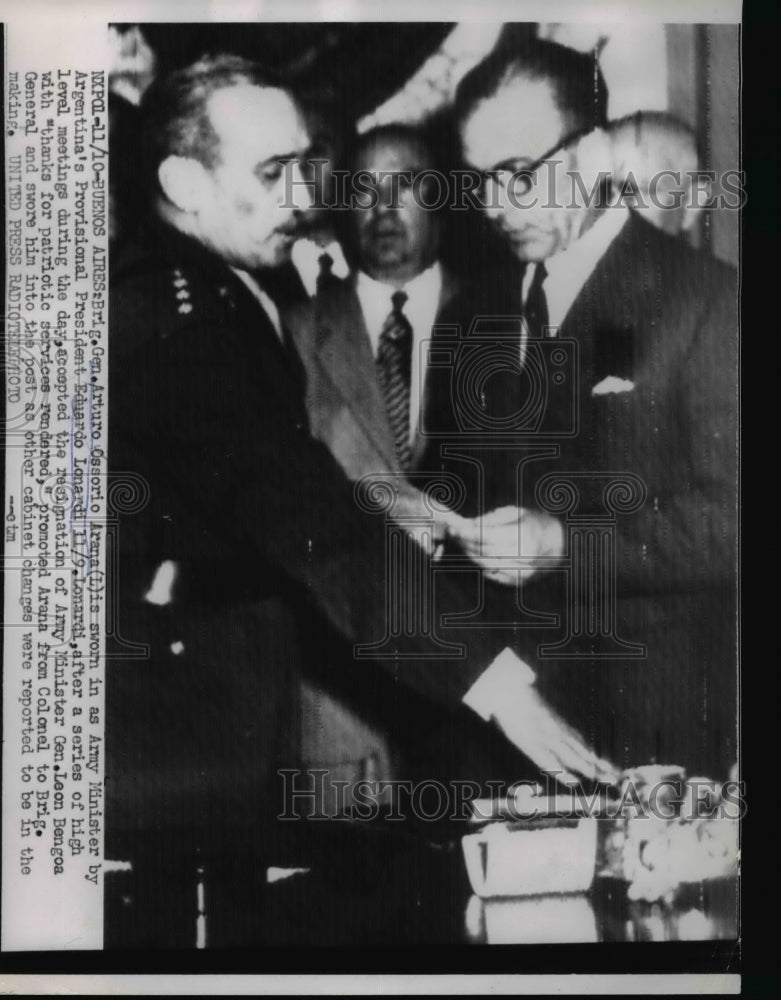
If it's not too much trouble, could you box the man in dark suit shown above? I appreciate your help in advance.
[451,39,738,778]
[107,54,612,947]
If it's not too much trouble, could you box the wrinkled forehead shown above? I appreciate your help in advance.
[460,76,569,171]
[207,83,309,164]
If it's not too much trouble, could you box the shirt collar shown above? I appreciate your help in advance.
[355,261,443,355]
[529,205,629,330]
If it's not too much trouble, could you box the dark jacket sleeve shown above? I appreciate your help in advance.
[110,310,512,712]
[611,266,738,596]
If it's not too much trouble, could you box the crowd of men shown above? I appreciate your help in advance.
[106,37,738,946]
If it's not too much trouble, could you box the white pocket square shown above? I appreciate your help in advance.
[592,376,635,396]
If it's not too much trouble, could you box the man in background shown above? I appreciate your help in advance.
[609,110,708,237]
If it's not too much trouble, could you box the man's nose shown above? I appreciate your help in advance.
[481,177,506,220]
[286,160,314,213]
[374,195,396,218]
[374,176,402,216]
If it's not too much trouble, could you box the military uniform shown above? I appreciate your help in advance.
[105,221,518,946]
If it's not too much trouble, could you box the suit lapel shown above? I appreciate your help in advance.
[560,213,654,382]
[435,265,460,316]
[314,279,399,471]
[408,269,459,471]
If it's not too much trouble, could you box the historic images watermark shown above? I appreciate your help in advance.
[278,768,746,823]
[282,159,746,214]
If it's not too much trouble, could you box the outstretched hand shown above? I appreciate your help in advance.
[491,683,618,786]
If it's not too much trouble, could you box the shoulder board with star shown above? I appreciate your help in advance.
[111,237,250,353]
[171,269,194,315]
[159,265,245,331]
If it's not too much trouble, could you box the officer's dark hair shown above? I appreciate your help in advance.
[454,38,608,136]
[140,52,284,197]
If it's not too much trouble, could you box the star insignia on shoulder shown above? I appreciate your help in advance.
[170,268,195,315]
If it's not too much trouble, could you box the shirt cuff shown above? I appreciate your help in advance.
[462,646,536,722]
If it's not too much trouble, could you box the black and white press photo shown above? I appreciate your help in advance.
[102,16,741,955]
[2,4,742,989]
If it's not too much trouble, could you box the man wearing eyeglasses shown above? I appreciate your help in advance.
[453,39,738,779]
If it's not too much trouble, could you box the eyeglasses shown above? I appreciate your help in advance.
[478,124,596,198]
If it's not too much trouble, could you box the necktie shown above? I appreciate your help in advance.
[524,261,549,339]
[316,251,334,294]
[376,290,413,470]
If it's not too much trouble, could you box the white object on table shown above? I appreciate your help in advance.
[462,818,598,898]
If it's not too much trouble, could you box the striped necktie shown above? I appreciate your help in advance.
[376,289,413,470]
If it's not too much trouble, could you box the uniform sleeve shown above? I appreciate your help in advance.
[110,312,514,712]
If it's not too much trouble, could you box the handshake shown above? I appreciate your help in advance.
[398,495,565,587]
[444,505,565,585]
[389,487,612,785]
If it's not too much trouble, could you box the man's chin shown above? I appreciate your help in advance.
[509,234,556,263]
[251,241,294,271]
[367,247,407,272]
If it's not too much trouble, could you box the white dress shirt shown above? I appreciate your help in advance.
[463,646,537,719]
[521,206,630,334]
[355,262,443,440]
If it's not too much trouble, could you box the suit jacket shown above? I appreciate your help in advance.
[288,214,739,777]
[513,212,739,776]
[106,222,516,849]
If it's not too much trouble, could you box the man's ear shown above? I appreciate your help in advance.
[157,155,211,213]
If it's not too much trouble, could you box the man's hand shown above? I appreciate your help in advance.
[463,648,618,786]
[491,684,618,786]
[447,506,565,586]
